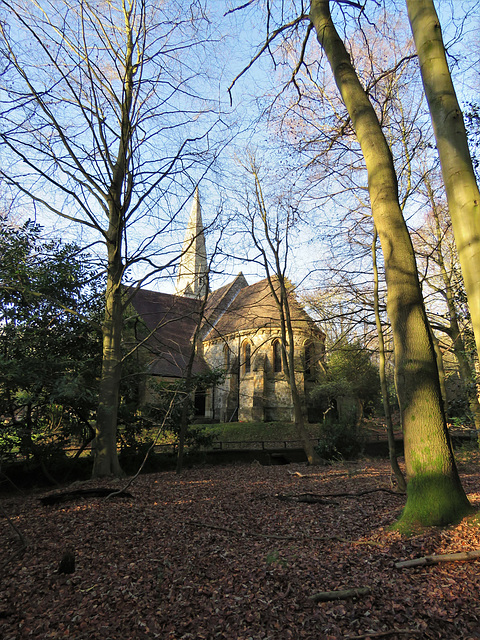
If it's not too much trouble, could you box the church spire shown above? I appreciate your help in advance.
[175,187,208,298]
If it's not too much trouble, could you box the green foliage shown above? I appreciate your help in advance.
[265,549,287,568]
[131,368,226,452]
[311,341,380,420]
[315,420,365,461]
[0,219,103,467]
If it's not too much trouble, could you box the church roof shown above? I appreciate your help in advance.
[202,277,324,342]
[127,288,208,378]
[129,276,323,379]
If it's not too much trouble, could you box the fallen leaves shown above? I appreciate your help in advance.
[1,459,480,639]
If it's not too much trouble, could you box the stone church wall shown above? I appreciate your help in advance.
[203,329,323,423]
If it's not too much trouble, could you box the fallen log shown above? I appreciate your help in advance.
[309,587,371,602]
[395,549,480,569]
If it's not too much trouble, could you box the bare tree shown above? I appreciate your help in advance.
[239,153,323,464]
[0,0,227,476]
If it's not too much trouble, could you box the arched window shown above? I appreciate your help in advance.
[243,341,251,374]
[223,344,230,371]
[273,339,282,373]
[304,341,314,376]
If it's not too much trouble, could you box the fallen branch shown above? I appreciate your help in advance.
[395,549,480,569]
[40,488,133,505]
[187,520,382,546]
[309,587,371,602]
[276,493,338,505]
[344,629,422,639]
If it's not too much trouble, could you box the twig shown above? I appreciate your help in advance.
[186,520,382,546]
[395,549,480,569]
[277,488,400,503]
[276,493,338,505]
[344,629,422,639]
[0,503,26,546]
[105,393,177,500]
[0,503,28,573]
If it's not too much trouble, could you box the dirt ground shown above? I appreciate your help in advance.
[1,457,480,639]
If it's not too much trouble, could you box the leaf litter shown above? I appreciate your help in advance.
[1,459,480,639]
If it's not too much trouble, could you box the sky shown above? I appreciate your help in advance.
[1,0,479,299]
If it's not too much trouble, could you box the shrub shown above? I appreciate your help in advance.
[316,420,365,461]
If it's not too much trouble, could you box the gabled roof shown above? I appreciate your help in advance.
[202,277,324,342]
[128,275,323,379]
[127,288,208,378]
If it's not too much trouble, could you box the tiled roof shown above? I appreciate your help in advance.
[128,276,323,378]
[127,288,208,378]
[203,277,324,341]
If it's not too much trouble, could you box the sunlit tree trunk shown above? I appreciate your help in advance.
[310,0,471,527]
[406,0,480,362]
[92,219,125,477]
[281,280,322,465]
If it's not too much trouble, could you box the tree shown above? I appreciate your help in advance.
[0,0,226,476]
[312,339,380,423]
[240,154,323,465]
[309,0,471,527]
[0,218,103,478]
[412,180,480,432]
[406,0,480,365]
[371,227,406,490]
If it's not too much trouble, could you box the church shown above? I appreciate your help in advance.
[129,189,325,423]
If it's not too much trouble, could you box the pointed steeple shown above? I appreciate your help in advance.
[175,187,208,298]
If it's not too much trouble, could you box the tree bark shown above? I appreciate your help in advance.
[426,190,480,432]
[372,227,406,492]
[309,0,471,527]
[406,0,480,362]
[92,225,125,478]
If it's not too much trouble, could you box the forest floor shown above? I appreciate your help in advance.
[2,455,480,640]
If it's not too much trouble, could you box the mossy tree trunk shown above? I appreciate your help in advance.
[406,0,480,363]
[310,0,471,527]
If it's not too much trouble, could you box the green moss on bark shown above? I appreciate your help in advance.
[394,473,474,532]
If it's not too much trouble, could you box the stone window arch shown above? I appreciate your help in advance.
[273,338,283,373]
[223,343,230,372]
[243,340,252,375]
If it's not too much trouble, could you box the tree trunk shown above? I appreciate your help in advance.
[372,228,406,492]
[310,0,471,527]
[427,190,480,432]
[406,0,480,362]
[92,228,124,478]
